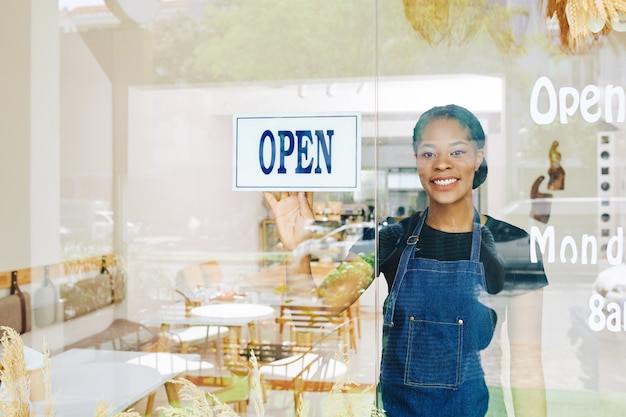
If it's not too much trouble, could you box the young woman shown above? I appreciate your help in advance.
[264,104,545,416]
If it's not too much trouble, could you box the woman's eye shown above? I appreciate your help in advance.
[420,151,435,159]
[451,149,466,157]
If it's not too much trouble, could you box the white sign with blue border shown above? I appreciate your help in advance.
[233,113,361,191]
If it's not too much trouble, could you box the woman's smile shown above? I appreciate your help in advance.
[431,177,459,187]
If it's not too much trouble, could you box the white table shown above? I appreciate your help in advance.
[150,302,274,326]
[190,303,275,325]
[31,349,212,417]
[148,302,275,364]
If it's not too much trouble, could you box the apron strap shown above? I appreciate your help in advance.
[383,209,429,327]
[470,209,482,262]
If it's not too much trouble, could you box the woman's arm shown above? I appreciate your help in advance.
[480,226,505,294]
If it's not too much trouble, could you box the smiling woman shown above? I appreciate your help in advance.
[370,104,549,417]
[412,106,486,229]
[373,105,506,416]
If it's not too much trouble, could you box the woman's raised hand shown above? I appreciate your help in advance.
[263,192,315,251]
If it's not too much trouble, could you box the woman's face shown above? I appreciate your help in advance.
[415,118,484,207]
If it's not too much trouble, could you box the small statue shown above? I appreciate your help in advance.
[547,140,565,190]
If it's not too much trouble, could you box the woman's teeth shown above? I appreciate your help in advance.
[433,178,457,186]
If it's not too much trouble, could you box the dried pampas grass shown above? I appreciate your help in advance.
[0,326,32,417]
[321,345,377,417]
[40,341,54,417]
[485,6,529,58]
[248,353,264,417]
[402,0,528,57]
[157,351,267,416]
[157,378,239,416]
[296,392,309,417]
[402,0,487,46]
[544,0,626,54]
[563,0,610,50]
[0,326,56,417]
[604,0,626,17]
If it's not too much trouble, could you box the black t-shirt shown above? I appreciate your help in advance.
[377,213,548,295]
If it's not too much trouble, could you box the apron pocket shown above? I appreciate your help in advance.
[405,317,462,389]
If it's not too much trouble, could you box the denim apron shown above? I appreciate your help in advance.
[379,209,494,417]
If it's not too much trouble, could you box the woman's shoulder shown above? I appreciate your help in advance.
[483,214,549,292]
[482,215,530,242]
[377,213,421,264]
[380,212,421,237]
[378,219,405,246]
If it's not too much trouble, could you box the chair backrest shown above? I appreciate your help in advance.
[277,304,347,328]
[184,362,251,413]
[234,317,358,415]
[257,319,353,407]
[174,260,223,298]
[276,304,350,348]
[211,362,251,406]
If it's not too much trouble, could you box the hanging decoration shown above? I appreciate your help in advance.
[544,0,626,53]
[402,0,529,57]
[402,0,626,56]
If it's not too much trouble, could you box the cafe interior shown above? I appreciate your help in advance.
[3,1,626,416]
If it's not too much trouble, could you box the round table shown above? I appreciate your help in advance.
[190,303,276,363]
[190,303,275,326]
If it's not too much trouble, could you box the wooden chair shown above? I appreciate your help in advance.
[63,318,161,352]
[276,302,358,352]
[244,321,352,416]
[166,260,228,355]
[160,324,229,356]
[182,362,251,414]
[175,260,224,294]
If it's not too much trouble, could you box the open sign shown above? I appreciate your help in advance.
[233,113,361,191]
